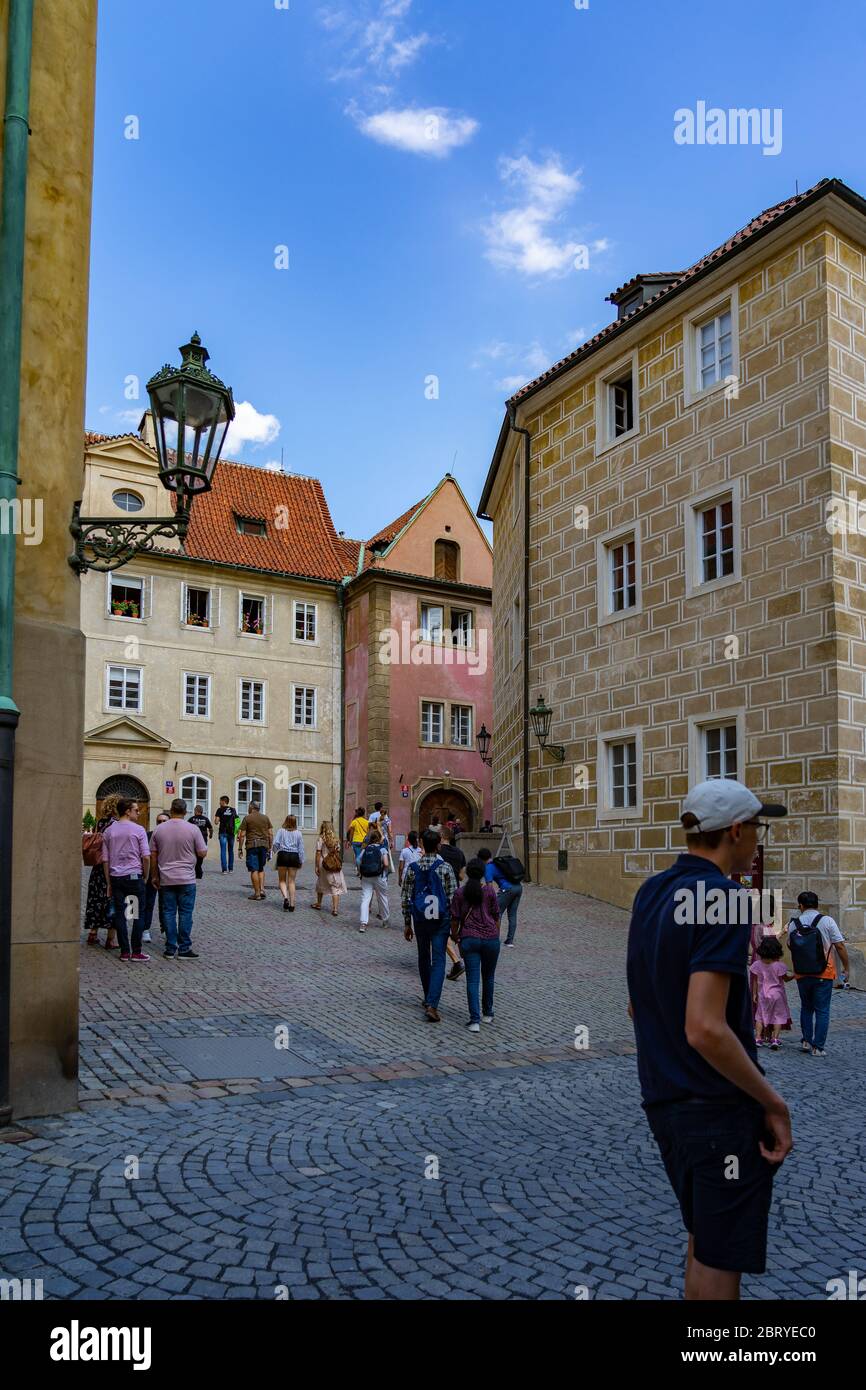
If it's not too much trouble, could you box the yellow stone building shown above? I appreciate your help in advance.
[478,177,866,984]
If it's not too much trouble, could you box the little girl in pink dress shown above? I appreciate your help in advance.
[749,935,793,1050]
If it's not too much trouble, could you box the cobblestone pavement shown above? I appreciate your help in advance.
[0,861,864,1300]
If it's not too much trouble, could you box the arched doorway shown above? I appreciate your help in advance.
[417,787,474,833]
[95,774,150,829]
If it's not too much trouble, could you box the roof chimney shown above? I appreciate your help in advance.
[138,410,157,448]
[606,272,684,321]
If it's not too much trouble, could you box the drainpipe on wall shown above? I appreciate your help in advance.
[507,402,532,883]
[0,0,34,1128]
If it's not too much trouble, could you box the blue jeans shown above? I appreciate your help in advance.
[797,976,834,1049]
[219,833,234,871]
[461,936,500,1022]
[497,884,523,943]
[160,883,197,954]
[413,921,450,1009]
[352,842,363,867]
[110,875,143,955]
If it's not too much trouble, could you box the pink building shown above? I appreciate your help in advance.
[343,476,493,838]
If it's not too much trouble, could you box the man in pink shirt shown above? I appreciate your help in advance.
[150,798,207,958]
[101,798,151,961]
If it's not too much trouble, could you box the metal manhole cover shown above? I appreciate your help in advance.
[160,1036,323,1081]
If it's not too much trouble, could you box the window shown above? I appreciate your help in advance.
[598,526,642,624]
[240,679,265,723]
[698,309,733,391]
[610,537,637,613]
[183,673,210,718]
[294,601,317,642]
[512,595,521,668]
[292,685,317,728]
[609,370,634,438]
[610,740,637,809]
[289,781,316,831]
[420,605,444,643]
[236,777,265,816]
[112,489,143,513]
[235,515,267,536]
[434,539,460,582]
[180,775,211,818]
[109,575,143,620]
[421,700,444,744]
[184,586,211,628]
[240,593,265,635]
[596,351,639,451]
[107,665,141,712]
[703,723,738,781]
[700,499,735,583]
[599,731,642,818]
[451,705,472,747]
[452,609,473,647]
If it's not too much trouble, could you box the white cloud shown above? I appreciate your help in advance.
[497,374,531,393]
[224,400,281,456]
[350,104,478,158]
[483,154,594,278]
[323,1,430,77]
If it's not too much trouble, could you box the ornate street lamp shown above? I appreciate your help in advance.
[529,693,565,763]
[69,332,234,574]
[476,722,493,767]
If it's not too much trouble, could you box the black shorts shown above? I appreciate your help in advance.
[276,851,301,869]
[645,1098,776,1274]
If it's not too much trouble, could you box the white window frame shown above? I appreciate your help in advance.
[293,600,318,644]
[450,703,473,748]
[289,780,317,831]
[597,728,643,821]
[180,774,212,819]
[451,608,474,649]
[239,590,268,638]
[595,348,640,455]
[291,684,318,729]
[683,287,740,406]
[685,479,742,598]
[421,700,445,745]
[107,572,149,622]
[181,582,215,631]
[688,711,745,787]
[105,663,142,713]
[182,671,211,721]
[420,604,444,644]
[596,522,642,626]
[239,678,266,725]
[236,777,266,816]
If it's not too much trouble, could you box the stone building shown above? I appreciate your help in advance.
[478,176,866,984]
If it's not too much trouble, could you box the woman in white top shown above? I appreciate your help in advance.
[398,829,422,885]
[273,815,305,912]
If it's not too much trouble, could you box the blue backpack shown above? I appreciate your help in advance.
[410,858,449,927]
[359,843,384,878]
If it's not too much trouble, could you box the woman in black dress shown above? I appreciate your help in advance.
[83,793,119,948]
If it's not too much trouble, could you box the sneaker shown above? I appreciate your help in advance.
[119,952,131,962]
[503,941,515,948]
[770,1041,780,1050]
[177,950,199,959]
[130,953,150,963]
[467,1022,481,1033]
[424,1005,441,1023]
[482,1015,494,1024]
[142,931,152,943]
[756,1038,766,1047]
[801,1039,812,1053]
[812,1047,827,1057]
[163,950,177,959]
[358,925,366,933]
[447,963,465,981]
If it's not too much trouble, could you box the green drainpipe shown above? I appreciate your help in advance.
[0,0,34,1128]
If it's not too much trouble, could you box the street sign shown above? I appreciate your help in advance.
[165,780,175,794]
[400,784,409,798]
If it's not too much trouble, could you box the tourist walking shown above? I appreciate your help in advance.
[238,800,273,901]
[83,793,121,949]
[273,815,305,912]
[398,830,421,885]
[214,796,238,873]
[439,831,466,980]
[357,826,391,932]
[347,806,369,866]
[626,778,791,1300]
[188,804,213,879]
[402,827,458,1022]
[150,798,207,959]
[451,859,501,1032]
[313,821,346,916]
[787,891,850,1057]
[749,937,793,1049]
[477,847,524,946]
[101,797,151,962]
[142,810,170,942]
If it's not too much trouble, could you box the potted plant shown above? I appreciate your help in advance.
[82,810,96,831]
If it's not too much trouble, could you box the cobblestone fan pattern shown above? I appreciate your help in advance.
[0,865,863,1300]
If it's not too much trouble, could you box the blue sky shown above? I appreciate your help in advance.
[88,0,866,542]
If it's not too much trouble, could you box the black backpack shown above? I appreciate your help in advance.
[359,843,384,878]
[493,854,526,884]
[789,915,828,975]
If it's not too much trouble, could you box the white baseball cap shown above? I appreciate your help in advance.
[681,779,787,833]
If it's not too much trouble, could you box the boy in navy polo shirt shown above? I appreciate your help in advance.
[627,779,792,1300]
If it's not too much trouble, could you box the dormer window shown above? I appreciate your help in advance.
[235,515,266,537]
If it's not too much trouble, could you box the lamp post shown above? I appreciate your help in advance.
[529,693,565,763]
[69,332,234,574]
[476,722,492,767]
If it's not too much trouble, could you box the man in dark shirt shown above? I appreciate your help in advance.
[439,832,467,981]
[188,805,212,880]
[627,779,792,1301]
[214,796,237,874]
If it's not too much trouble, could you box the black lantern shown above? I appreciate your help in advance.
[529,693,565,763]
[476,723,492,767]
[147,332,235,497]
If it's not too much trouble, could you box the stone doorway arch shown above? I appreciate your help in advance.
[95,773,150,829]
[416,787,474,833]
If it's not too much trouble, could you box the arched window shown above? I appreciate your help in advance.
[236,777,266,815]
[289,781,316,830]
[180,774,211,818]
[434,539,460,582]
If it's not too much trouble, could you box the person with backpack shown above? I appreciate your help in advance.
[273,814,305,912]
[313,821,346,916]
[477,846,525,946]
[402,827,458,1022]
[451,859,501,1031]
[786,891,850,1057]
[357,825,391,932]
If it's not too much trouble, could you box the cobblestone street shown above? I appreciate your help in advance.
[1,861,864,1301]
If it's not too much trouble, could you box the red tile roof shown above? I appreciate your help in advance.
[366,497,427,552]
